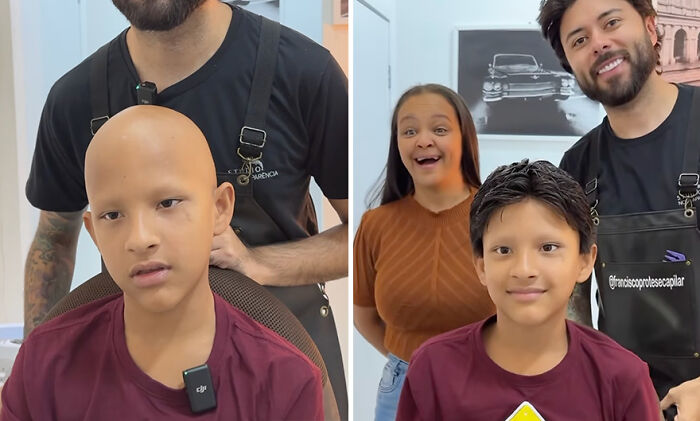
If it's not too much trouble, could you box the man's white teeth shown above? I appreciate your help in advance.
[598,58,623,74]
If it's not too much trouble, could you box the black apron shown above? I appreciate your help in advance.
[585,91,700,411]
[89,16,347,420]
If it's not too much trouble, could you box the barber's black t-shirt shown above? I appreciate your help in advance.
[560,84,698,215]
[26,5,348,242]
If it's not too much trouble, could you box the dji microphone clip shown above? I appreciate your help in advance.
[136,81,157,105]
[182,363,217,413]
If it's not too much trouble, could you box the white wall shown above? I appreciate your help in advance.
[2,1,87,326]
[352,1,396,419]
[352,0,602,418]
[0,0,23,326]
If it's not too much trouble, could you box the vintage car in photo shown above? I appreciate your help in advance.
[482,53,576,102]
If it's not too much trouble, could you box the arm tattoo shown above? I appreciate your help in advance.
[567,278,593,326]
[24,211,82,336]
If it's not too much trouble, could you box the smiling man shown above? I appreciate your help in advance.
[539,0,700,419]
[0,106,323,420]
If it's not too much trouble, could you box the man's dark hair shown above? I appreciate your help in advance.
[538,0,662,74]
[470,159,595,257]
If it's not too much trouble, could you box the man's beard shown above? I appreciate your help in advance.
[112,0,207,31]
[576,37,656,107]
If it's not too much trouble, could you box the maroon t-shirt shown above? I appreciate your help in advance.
[0,293,323,421]
[396,317,660,421]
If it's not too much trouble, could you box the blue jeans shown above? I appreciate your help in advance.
[374,353,409,421]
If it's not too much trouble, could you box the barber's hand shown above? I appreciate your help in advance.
[210,226,270,285]
[660,376,700,421]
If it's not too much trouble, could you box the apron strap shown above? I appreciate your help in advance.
[586,87,700,219]
[89,43,111,136]
[585,128,600,208]
[678,88,700,201]
[584,123,602,225]
[236,16,281,171]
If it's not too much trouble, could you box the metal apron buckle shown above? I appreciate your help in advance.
[319,282,330,317]
[678,172,699,218]
[590,199,600,226]
[236,126,267,186]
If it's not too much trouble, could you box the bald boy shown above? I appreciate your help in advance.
[0,106,323,420]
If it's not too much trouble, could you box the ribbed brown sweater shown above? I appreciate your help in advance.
[354,193,495,362]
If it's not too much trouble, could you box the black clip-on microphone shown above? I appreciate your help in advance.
[136,81,157,105]
[183,363,217,413]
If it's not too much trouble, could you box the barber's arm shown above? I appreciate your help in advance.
[567,278,593,326]
[209,198,348,286]
[660,376,700,421]
[23,210,83,336]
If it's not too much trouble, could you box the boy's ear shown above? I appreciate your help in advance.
[576,243,597,284]
[473,255,487,287]
[213,182,235,235]
[82,211,99,251]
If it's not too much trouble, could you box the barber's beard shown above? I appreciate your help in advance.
[112,0,207,31]
[576,38,656,107]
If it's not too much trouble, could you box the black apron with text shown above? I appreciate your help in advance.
[585,91,700,400]
[89,16,347,419]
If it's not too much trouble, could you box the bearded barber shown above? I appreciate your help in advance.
[538,0,700,419]
[23,1,348,418]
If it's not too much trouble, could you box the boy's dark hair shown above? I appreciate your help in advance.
[538,0,662,74]
[470,159,595,257]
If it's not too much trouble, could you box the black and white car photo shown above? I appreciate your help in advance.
[456,28,602,137]
[482,53,575,103]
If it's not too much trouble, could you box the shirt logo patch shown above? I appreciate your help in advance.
[505,401,545,421]
[229,159,279,181]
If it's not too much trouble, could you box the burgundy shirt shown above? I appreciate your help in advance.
[396,317,660,421]
[1,293,323,421]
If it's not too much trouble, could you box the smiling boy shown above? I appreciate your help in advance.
[395,160,659,420]
[0,105,323,420]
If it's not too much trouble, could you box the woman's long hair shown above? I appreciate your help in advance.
[366,84,481,208]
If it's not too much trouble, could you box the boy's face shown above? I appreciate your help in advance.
[559,0,657,106]
[83,106,233,314]
[474,198,596,327]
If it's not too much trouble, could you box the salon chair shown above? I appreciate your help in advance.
[43,267,340,420]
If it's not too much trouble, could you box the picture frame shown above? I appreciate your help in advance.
[657,1,700,86]
[333,0,349,25]
[452,24,605,141]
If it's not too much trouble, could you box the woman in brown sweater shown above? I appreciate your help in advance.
[354,84,495,421]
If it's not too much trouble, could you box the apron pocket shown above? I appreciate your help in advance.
[596,260,698,357]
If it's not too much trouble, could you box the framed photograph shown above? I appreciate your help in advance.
[453,25,604,140]
[657,1,700,86]
[333,0,348,25]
